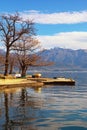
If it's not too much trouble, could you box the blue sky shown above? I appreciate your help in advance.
[0,0,87,50]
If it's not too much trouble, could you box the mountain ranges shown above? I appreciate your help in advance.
[39,47,87,70]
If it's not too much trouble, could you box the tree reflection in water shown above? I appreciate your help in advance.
[1,83,87,130]
[4,93,9,130]
[2,87,42,130]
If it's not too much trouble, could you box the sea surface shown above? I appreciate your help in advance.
[0,70,87,130]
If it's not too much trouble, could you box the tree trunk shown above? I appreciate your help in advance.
[21,66,27,77]
[9,64,13,74]
[4,48,9,76]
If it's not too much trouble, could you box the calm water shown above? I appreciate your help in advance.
[0,71,87,130]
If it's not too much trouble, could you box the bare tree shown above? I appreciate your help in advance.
[13,36,41,77]
[0,12,35,75]
[13,36,53,77]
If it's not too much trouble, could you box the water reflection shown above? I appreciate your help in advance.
[34,87,42,93]
[0,81,87,129]
[0,86,45,130]
[4,93,9,130]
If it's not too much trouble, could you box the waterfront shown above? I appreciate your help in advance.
[0,70,87,130]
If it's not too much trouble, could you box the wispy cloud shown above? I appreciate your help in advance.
[21,10,87,24]
[37,32,87,50]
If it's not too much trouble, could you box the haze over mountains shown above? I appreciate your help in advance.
[40,47,87,70]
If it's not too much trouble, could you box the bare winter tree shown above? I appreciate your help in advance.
[0,12,35,75]
[13,36,53,77]
[13,36,41,77]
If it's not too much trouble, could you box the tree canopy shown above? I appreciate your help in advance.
[0,12,35,75]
